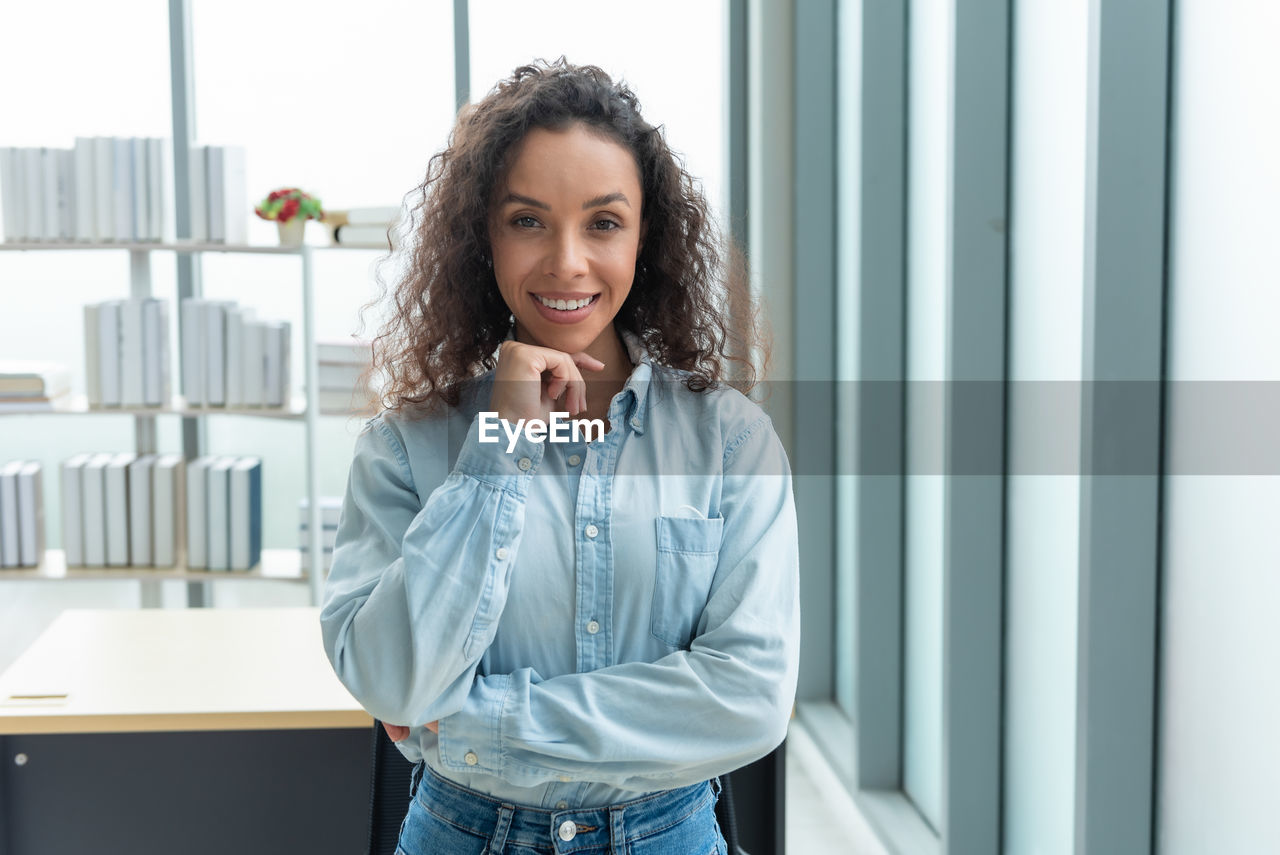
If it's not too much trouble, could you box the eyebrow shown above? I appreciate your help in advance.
[499,191,632,211]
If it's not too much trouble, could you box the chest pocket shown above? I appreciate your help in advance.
[651,515,724,649]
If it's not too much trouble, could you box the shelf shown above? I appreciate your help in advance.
[0,394,375,419]
[0,547,307,583]
[0,240,386,254]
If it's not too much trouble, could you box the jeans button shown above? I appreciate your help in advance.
[558,820,577,841]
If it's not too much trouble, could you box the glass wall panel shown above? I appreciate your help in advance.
[902,0,950,828]
[1002,0,1087,850]
[1159,0,1280,850]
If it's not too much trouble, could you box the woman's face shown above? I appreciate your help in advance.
[488,123,644,358]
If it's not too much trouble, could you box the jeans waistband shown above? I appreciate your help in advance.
[414,763,719,854]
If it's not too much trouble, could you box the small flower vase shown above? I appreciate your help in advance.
[276,218,306,247]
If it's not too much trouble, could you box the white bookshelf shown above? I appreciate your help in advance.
[0,240,351,606]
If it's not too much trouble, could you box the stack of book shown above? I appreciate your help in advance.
[180,299,291,408]
[325,206,403,249]
[316,339,378,414]
[83,299,172,408]
[0,139,246,244]
[185,456,262,571]
[61,453,185,567]
[298,496,342,571]
[0,460,44,568]
[0,361,71,411]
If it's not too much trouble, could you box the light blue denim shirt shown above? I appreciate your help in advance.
[320,332,800,809]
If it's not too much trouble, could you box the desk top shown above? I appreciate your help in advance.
[0,608,373,735]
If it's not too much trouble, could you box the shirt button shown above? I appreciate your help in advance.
[568,454,581,466]
[586,620,600,635]
[556,801,568,810]
[495,547,509,560]
[584,524,599,539]
[558,775,571,783]
[558,820,577,841]
[464,751,479,766]
[517,457,532,471]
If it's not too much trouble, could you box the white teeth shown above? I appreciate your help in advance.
[538,295,593,310]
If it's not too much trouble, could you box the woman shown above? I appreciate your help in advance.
[321,58,799,855]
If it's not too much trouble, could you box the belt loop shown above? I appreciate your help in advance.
[409,760,425,799]
[490,804,515,854]
[608,806,627,854]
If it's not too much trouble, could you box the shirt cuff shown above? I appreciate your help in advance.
[437,673,511,777]
[454,413,547,497]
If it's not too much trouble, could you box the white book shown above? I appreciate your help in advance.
[279,322,292,408]
[23,148,43,241]
[142,298,169,406]
[152,454,185,567]
[74,137,95,241]
[41,147,59,242]
[104,452,136,566]
[0,147,18,241]
[229,456,262,570]
[188,144,207,242]
[17,462,44,567]
[317,340,373,365]
[180,297,206,405]
[81,453,113,566]
[204,301,228,406]
[185,456,217,568]
[97,300,123,407]
[317,361,368,390]
[127,455,157,566]
[57,148,75,241]
[224,305,244,407]
[221,145,248,245]
[93,137,113,243]
[242,318,265,407]
[112,137,133,242]
[147,137,162,242]
[131,137,148,242]
[120,298,146,407]
[206,456,236,571]
[157,137,176,243]
[60,453,92,566]
[263,322,283,407]
[0,461,21,567]
[205,146,225,243]
[83,304,101,406]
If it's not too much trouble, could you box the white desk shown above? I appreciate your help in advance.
[0,608,375,855]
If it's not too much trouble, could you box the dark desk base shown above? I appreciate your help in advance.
[0,728,370,855]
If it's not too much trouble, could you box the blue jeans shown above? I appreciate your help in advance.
[395,762,728,855]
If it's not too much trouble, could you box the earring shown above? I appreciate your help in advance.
[484,255,493,269]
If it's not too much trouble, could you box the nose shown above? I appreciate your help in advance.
[544,230,589,280]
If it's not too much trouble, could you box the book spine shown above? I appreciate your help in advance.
[84,303,102,407]
[204,301,226,406]
[0,147,17,241]
[128,455,155,566]
[148,137,163,242]
[98,301,122,407]
[225,306,243,407]
[0,463,20,567]
[104,452,135,566]
[74,137,96,241]
[40,147,58,242]
[181,297,206,405]
[112,137,132,242]
[93,137,113,242]
[185,456,213,569]
[152,456,185,567]
[131,137,147,242]
[223,145,248,245]
[58,148,75,242]
[206,146,225,243]
[207,458,232,570]
[17,463,44,567]
[81,454,111,566]
[143,299,165,406]
[243,319,265,407]
[263,323,283,407]
[189,144,207,242]
[60,454,91,566]
[23,149,43,241]
[120,298,146,407]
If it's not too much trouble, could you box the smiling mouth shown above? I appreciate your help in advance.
[535,294,599,311]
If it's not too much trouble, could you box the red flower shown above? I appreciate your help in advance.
[279,198,301,221]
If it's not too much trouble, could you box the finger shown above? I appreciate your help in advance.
[571,352,607,373]
[545,375,568,402]
[382,722,410,742]
[425,720,439,734]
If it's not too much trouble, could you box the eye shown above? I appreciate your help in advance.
[592,219,621,231]
[513,215,540,228]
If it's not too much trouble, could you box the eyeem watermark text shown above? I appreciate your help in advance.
[478,412,606,452]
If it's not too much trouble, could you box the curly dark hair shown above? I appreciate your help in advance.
[365,56,764,414]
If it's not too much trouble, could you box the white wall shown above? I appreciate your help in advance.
[1158,0,1280,849]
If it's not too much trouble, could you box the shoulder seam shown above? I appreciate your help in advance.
[723,414,771,469]
[370,417,416,490]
